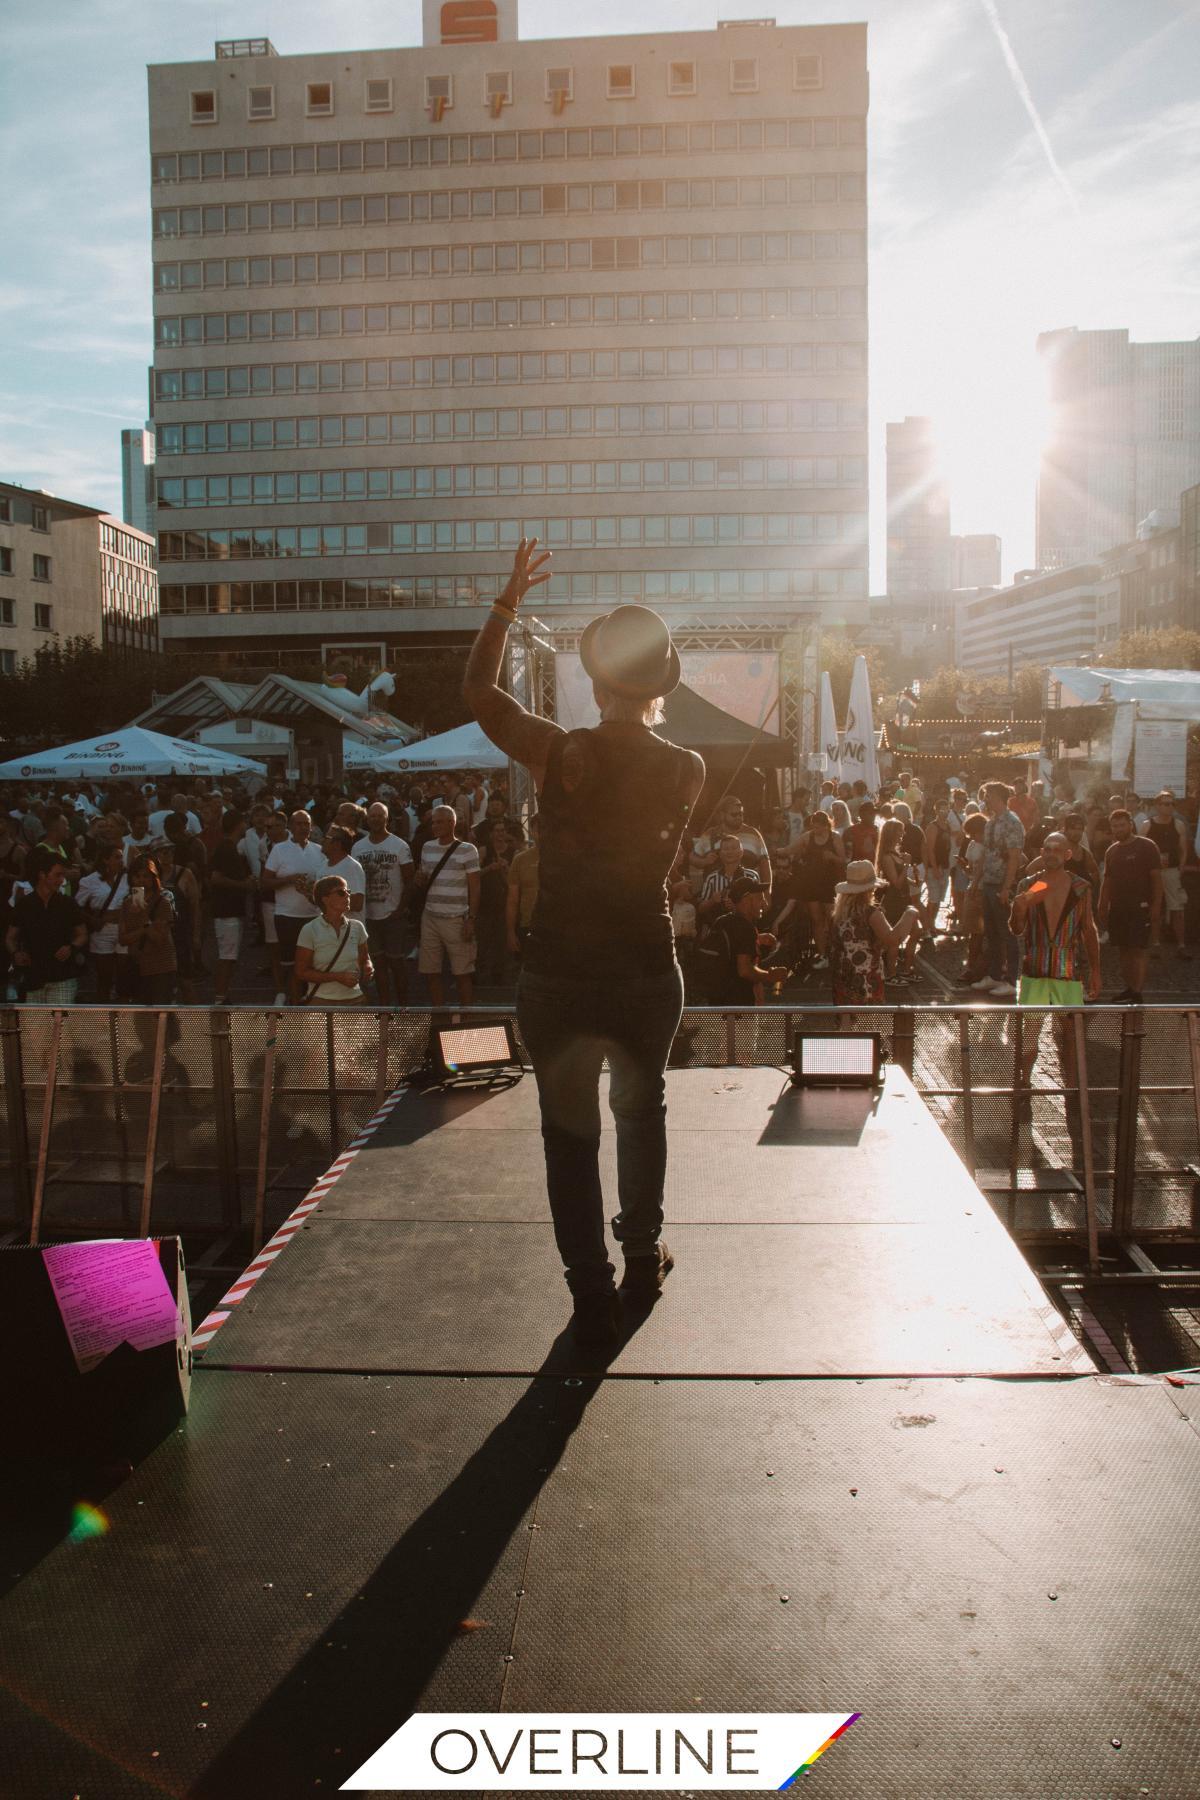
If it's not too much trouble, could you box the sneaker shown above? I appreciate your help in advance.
[572,1289,620,1346]
[620,1241,674,1297]
[273,991,287,1006]
[989,981,1017,999]
[811,956,829,970]
[1110,988,1135,1003]
[970,976,999,992]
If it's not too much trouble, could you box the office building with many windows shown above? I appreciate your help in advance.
[1037,327,1200,572]
[0,481,159,672]
[146,19,868,685]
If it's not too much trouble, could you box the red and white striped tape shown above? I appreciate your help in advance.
[191,1085,407,1352]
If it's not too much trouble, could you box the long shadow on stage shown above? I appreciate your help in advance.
[191,1322,642,1800]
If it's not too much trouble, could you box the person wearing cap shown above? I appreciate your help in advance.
[464,539,705,1349]
[693,875,785,1006]
[828,860,921,1006]
[1008,831,1101,1090]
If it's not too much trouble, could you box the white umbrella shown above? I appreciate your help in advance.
[838,655,879,792]
[0,726,266,782]
[818,670,842,784]
[368,720,509,773]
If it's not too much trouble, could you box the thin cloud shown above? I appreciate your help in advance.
[979,0,1082,217]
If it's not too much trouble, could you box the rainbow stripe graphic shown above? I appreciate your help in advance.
[778,1713,861,1787]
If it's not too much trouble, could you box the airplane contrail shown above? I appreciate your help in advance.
[979,0,1081,217]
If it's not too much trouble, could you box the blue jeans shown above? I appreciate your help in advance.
[982,885,1019,985]
[516,962,684,1295]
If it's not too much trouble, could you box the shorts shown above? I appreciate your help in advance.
[419,909,476,975]
[274,912,313,962]
[26,979,79,1006]
[214,917,243,961]
[1162,866,1188,913]
[262,900,277,945]
[366,911,406,962]
[924,871,949,908]
[1108,904,1151,950]
[1018,975,1084,1007]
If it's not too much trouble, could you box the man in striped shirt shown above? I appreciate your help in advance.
[1009,831,1101,1089]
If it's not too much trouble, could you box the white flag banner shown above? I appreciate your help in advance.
[818,670,842,785]
[838,655,878,793]
[343,1712,860,1791]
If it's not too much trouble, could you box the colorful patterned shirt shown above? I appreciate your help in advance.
[1012,872,1093,980]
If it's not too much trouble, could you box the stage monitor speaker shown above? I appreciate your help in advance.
[790,1032,883,1088]
[0,1237,191,1463]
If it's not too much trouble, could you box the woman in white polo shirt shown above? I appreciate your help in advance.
[295,875,373,1005]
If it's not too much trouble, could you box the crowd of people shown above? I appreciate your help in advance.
[0,759,1194,1012]
[0,769,536,1008]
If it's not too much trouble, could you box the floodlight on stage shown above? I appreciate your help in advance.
[790,1032,882,1088]
[433,1019,521,1078]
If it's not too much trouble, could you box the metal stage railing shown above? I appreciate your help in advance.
[2,1004,1199,1288]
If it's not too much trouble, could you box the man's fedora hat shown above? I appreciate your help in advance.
[579,604,681,701]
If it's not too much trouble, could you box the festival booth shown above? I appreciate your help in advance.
[1045,666,1200,799]
[0,726,266,783]
[658,684,791,823]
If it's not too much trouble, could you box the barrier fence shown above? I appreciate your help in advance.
[2,1004,1199,1279]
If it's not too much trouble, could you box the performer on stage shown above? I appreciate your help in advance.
[464,540,705,1346]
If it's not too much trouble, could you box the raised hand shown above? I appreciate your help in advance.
[499,536,553,612]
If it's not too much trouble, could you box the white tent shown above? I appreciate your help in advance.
[368,721,508,773]
[0,726,266,782]
[1048,666,1200,715]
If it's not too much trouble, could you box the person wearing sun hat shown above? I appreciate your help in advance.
[827,858,922,1005]
[464,540,706,1350]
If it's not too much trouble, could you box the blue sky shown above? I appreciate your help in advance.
[1,0,1197,585]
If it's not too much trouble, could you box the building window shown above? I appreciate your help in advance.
[545,66,573,111]
[31,504,48,531]
[0,595,12,622]
[729,58,759,93]
[190,90,217,124]
[425,74,453,119]
[0,549,11,577]
[607,64,635,99]
[247,85,275,119]
[306,82,334,116]
[32,555,51,581]
[484,70,512,114]
[793,54,823,90]
[34,602,53,630]
[0,649,14,675]
[0,496,9,521]
[668,61,697,96]
[364,77,393,112]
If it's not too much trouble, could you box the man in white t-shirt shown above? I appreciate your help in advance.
[417,804,480,1005]
[353,801,414,1004]
[122,809,157,868]
[149,792,201,837]
[320,827,366,914]
[261,809,326,1004]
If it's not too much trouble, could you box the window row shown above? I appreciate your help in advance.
[161,512,868,561]
[161,562,867,616]
[156,291,863,354]
[189,56,828,128]
[99,523,156,565]
[153,286,864,345]
[154,396,867,441]
[0,592,55,628]
[154,114,865,183]
[157,455,866,509]
[152,172,863,246]
[4,550,54,580]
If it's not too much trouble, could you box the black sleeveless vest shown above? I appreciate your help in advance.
[526,725,694,977]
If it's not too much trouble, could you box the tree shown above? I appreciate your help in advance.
[815,634,887,716]
[1095,628,1200,671]
[914,663,1043,719]
[0,638,209,752]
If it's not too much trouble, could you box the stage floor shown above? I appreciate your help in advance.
[5,1068,1200,1798]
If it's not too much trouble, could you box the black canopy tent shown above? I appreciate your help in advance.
[657,683,791,826]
